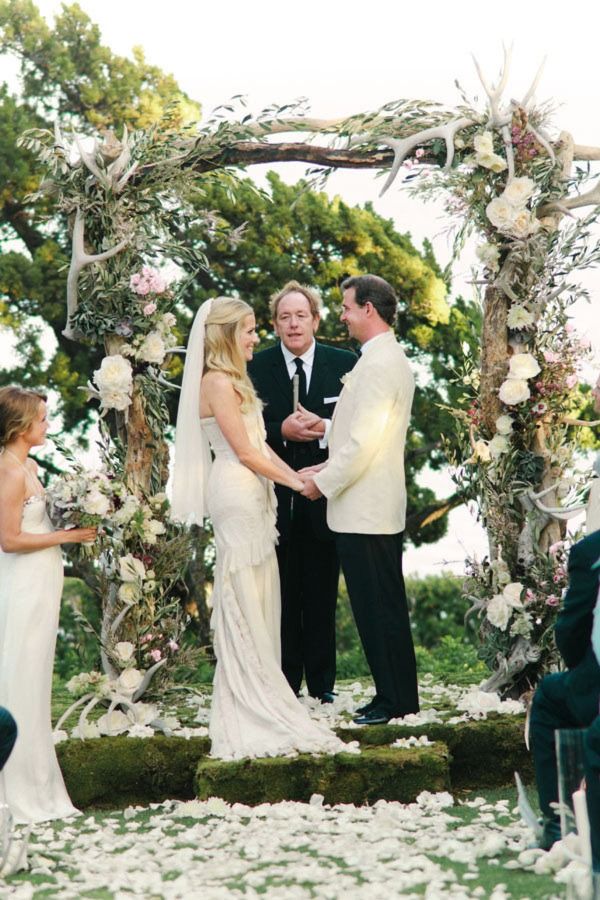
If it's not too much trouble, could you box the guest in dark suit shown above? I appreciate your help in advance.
[530,528,600,850]
[248,281,356,701]
[0,706,17,771]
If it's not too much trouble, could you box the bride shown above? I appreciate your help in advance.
[171,298,353,759]
[0,386,97,823]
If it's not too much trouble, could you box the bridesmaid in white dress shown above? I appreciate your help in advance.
[0,386,97,823]
[172,298,353,759]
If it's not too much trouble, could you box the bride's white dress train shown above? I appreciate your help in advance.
[204,412,352,760]
[0,493,78,823]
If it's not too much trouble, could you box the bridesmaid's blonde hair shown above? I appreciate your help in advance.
[204,297,260,412]
[0,386,48,447]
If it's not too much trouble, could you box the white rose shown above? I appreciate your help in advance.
[115,668,144,696]
[486,593,512,631]
[97,709,131,735]
[118,582,141,604]
[119,553,146,582]
[128,702,158,726]
[112,495,140,525]
[476,151,507,173]
[495,415,514,435]
[475,242,500,272]
[137,331,166,365]
[72,721,101,740]
[162,313,176,328]
[473,131,494,155]
[508,353,541,380]
[82,489,111,517]
[114,641,136,664]
[499,378,530,405]
[503,176,535,206]
[93,354,133,412]
[486,196,517,233]
[509,208,539,239]
[506,305,535,330]
[503,582,524,607]
[489,434,510,458]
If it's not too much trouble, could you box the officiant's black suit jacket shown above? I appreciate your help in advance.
[248,341,357,541]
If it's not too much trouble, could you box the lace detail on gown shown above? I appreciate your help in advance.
[203,409,357,761]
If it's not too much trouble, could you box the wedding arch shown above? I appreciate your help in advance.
[21,48,600,697]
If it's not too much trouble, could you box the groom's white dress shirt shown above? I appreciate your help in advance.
[313,330,414,535]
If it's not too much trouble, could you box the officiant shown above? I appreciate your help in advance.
[248,282,356,702]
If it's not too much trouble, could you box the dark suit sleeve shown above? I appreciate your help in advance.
[555,535,600,668]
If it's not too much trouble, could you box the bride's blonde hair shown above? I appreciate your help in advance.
[204,297,260,412]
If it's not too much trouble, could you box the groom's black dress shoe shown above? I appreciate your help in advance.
[352,707,391,726]
[318,691,337,704]
[355,697,378,715]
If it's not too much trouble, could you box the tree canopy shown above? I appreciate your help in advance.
[0,0,483,544]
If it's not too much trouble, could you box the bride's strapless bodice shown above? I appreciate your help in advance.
[201,411,267,460]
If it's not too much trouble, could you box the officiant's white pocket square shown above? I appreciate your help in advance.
[324,396,339,404]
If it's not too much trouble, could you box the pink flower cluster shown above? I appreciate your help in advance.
[140,631,179,665]
[130,266,168,297]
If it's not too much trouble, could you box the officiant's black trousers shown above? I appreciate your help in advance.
[276,499,339,698]
[336,532,419,717]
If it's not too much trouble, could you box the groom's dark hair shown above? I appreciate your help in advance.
[341,274,398,326]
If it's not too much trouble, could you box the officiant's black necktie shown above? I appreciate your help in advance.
[293,357,308,407]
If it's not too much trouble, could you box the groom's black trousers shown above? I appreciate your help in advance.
[336,531,419,716]
[0,706,17,771]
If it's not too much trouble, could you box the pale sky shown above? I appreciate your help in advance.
[2,0,600,573]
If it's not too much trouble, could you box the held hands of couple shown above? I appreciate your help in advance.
[281,404,325,442]
[295,464,324,500]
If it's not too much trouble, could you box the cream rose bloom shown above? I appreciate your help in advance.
[495,415,514,435]
[489,434,510,458]
[115,668,144,697]
[503,176,535,206]
[82,489,110,517]
[137,331,166,365]
[119,553,146,582]
[476,242,501,272]
[486,593,512,631]
[114,641,136,664]
[93,354,133,412]
[506,305,535,330]
[473,131,494,155]
[499,378,530,405]
[508,353,541,379]
[503,582,524,607]
[510,208,540,239]
[118,582,141,604]
[486,196,517,232]
[97,709,131,735]
[112,494,139,526]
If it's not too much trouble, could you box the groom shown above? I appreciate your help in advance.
[0,706,16,771]
[301,274,419,724]
[248,281,356,701]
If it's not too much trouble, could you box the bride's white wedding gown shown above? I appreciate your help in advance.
[0,490,78,824]
[204,411,353,759]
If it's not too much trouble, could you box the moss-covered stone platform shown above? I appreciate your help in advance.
[57,714,533,809]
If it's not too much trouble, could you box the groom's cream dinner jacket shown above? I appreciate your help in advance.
[313,330,414,535]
